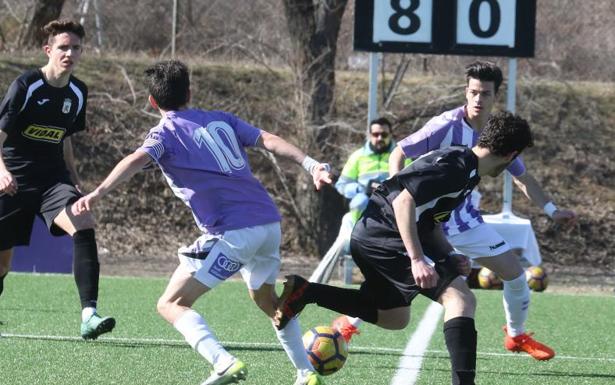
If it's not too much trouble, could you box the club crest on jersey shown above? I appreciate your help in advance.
[62,98,72,114]
[22,124,66,144]
[433,211,451,223]
[208,253,243,280]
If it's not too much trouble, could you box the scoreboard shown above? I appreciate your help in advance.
[355,0,536,57]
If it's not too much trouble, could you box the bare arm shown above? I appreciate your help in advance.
[0,131,17,195]
[257,130,306,164]
[63,137,81,190]
[256,130,332,190]
[72,150,152,215]
[513,171,577,225]
[513,172,550,207]
[388,145,406,176]
[392,189,438,288]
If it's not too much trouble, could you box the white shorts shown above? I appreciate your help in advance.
[448,223,511,265]
[178,222,281,290]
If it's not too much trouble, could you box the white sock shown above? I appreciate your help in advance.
[82,307,96,322]
[274,317,314,376]
[174,309,235,372]
[347,316,363,328]
[502,273,530,337]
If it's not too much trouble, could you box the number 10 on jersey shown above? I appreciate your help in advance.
[355,0,535,58]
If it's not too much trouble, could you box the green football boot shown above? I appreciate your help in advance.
[201,360,247,385]
[80,313,116,340]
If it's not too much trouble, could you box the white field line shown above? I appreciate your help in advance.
[390,302,444,385]
[2,331,615,363]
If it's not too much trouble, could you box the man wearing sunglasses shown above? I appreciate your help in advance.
[334,117,396,226]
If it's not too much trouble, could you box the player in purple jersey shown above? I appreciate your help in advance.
[384,61,576,360]
[72,60,332,385]
[0,20,114,340]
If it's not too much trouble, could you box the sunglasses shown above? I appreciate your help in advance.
[370,132,389,138]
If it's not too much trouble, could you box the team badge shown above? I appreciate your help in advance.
[62,98,72,114]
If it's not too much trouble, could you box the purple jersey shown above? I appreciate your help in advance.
[398,106,526,236]
[137,109,281,234]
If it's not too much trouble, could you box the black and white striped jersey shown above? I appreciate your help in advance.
[358,146,481,240]
[0,69,87,187]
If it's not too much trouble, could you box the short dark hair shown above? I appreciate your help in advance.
[43,20,85,44]
[477,111,533,156]
[465,61,503,93]
[144,60,190,111]
[369,117,392,132]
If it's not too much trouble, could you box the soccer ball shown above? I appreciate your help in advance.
[303,326,348,375]
[526,265,549,292]
[477,267,503,289]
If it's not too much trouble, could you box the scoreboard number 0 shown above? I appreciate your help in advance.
[457,0,516,47]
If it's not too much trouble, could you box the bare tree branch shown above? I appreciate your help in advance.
[115,64,136,105]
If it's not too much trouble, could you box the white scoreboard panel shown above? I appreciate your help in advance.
[355,0,535,57]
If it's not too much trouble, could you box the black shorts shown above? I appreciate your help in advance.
[349,235,460,310]
[0,182,81,249]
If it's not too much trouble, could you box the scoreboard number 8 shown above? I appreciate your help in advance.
[388,0,421,35]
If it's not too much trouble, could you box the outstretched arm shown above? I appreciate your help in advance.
[72,150,152,215]
[513,171,577,226]
[256,130,332,190]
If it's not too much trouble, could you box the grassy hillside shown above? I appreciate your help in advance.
[1,54,613,274]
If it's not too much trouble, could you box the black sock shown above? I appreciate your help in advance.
[304,283,378,323]
[0,272,7,297]
[73,229,100,309]
[444,317,477,385]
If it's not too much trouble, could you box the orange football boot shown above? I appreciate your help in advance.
[503,326,555,361]
[332,315,360,343]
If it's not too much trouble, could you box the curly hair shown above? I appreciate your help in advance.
[477,111,533,156]
[144,60,190,111]
[43,20,85,44]
[465,61,503,93]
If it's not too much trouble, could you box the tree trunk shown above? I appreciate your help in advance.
[283,0,348,255]
[21,0,66,48]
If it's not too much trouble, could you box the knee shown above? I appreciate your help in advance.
[156,296,173,319]
[376,310,410,330]
[463,289,477,312]
[0,249,13,276]
[441,285,477,316]
[381,318,409,330]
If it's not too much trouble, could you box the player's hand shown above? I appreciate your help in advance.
[71,191,101,216]
[0,170,17,196]
[312,163,333,191]
[449,252,472,276]
[552,209,577,228]
[411,258,439,289]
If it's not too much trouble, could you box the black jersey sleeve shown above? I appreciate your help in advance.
[69,81,88,135]
[396,152,469,207]
[0,77,27,134]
